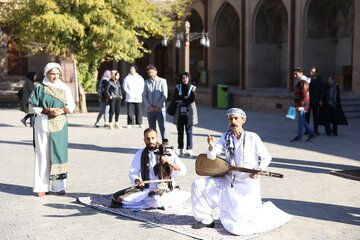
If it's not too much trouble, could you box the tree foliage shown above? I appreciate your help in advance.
[0,0,191,92]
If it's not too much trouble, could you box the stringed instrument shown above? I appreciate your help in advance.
[195,154,283,178]
[153,143,174,190]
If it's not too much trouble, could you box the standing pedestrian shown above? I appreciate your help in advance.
[291,67,316,142]
[122,65,145,128]
[20,71,37,127]
[94,70,111,128]
[171,72,198,156]
[143,64,168,142]
[318,76,348,136]
[29,62,75,197]
[106,70,123,129]
[305,66,323,135]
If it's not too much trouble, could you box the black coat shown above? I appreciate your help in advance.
[309,75,324,104]
[318,84,348,126]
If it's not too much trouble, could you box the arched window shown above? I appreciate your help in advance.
[307,0,353,39]
[255,0,288,44]
[216,3,239,48]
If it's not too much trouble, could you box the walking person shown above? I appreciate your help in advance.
[28,62,75,197]
[143,64,168,142]
[20,71,37,127]
[171,72,198,156]
[94,70,111,128]
[122,65,145,128]
[106,70,123,129]
[318,76,348,136]
[291,67,316,142]
[305,66,323,135]
[191,108,292,235]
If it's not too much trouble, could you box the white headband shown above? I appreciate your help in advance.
[226,108,246,118]
[44,62,61,76]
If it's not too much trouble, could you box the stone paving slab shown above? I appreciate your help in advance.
[0,105,359,240]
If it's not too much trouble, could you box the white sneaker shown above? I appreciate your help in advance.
[114,122,120,129]
[94,122,100,128]
[186,149,193,156]
[138,124,144,128]
[123,125,132,128]
[109,123,114,129]
[176,149,184,155]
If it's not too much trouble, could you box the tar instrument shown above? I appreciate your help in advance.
[195,154,284,178]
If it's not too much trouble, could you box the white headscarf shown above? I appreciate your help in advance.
[44,62,61,76]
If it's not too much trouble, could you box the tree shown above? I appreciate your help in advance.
[0,0,191,92]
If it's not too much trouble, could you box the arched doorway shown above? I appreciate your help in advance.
[187,9,204,86]
[154,43,169,80]
[304,0,354,91]
[135,44,150,79]
[252,0,288,88]
[213,3,240,86]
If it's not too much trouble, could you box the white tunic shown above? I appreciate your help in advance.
[123,148,190,209]
[191,131,292,235]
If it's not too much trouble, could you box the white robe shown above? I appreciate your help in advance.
[29,78,75,193]
[122,148,190,209]
[191,131,292,235]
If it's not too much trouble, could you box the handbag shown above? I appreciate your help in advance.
[286,106,296,120]
[166,100,178,116]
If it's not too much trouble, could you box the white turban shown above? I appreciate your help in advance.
[226,108,246,118]
[44,62,61,76]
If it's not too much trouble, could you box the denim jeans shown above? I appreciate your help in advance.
[147,110,167,140]
[297,110,313,139]
[177,123,193,150]
[96,100,110,123]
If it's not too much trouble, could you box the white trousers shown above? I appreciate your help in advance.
[191,177,292,235]
[122,188,190,209]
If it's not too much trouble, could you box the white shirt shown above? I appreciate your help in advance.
[122,73,145,103]
[129,148,187,188]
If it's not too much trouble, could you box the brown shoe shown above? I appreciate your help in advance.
[37,192,46,197]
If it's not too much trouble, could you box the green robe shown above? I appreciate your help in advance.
[30,84,69,180]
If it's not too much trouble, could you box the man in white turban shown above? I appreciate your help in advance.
[29,62,75,197]
[191,108,292,235]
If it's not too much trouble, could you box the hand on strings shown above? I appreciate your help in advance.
[207,134,215,151]
[160,155,170,164]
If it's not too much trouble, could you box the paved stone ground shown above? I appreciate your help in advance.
[0,105,359,240]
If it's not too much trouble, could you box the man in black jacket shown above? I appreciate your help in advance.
[306,66,323,135]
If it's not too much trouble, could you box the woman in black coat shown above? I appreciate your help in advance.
[318,76,348,136]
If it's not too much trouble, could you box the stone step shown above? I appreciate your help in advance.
[341,94,360,119]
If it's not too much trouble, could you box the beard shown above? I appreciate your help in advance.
[146,143,157,151]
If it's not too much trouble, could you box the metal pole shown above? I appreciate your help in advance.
[184,21,190,73]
